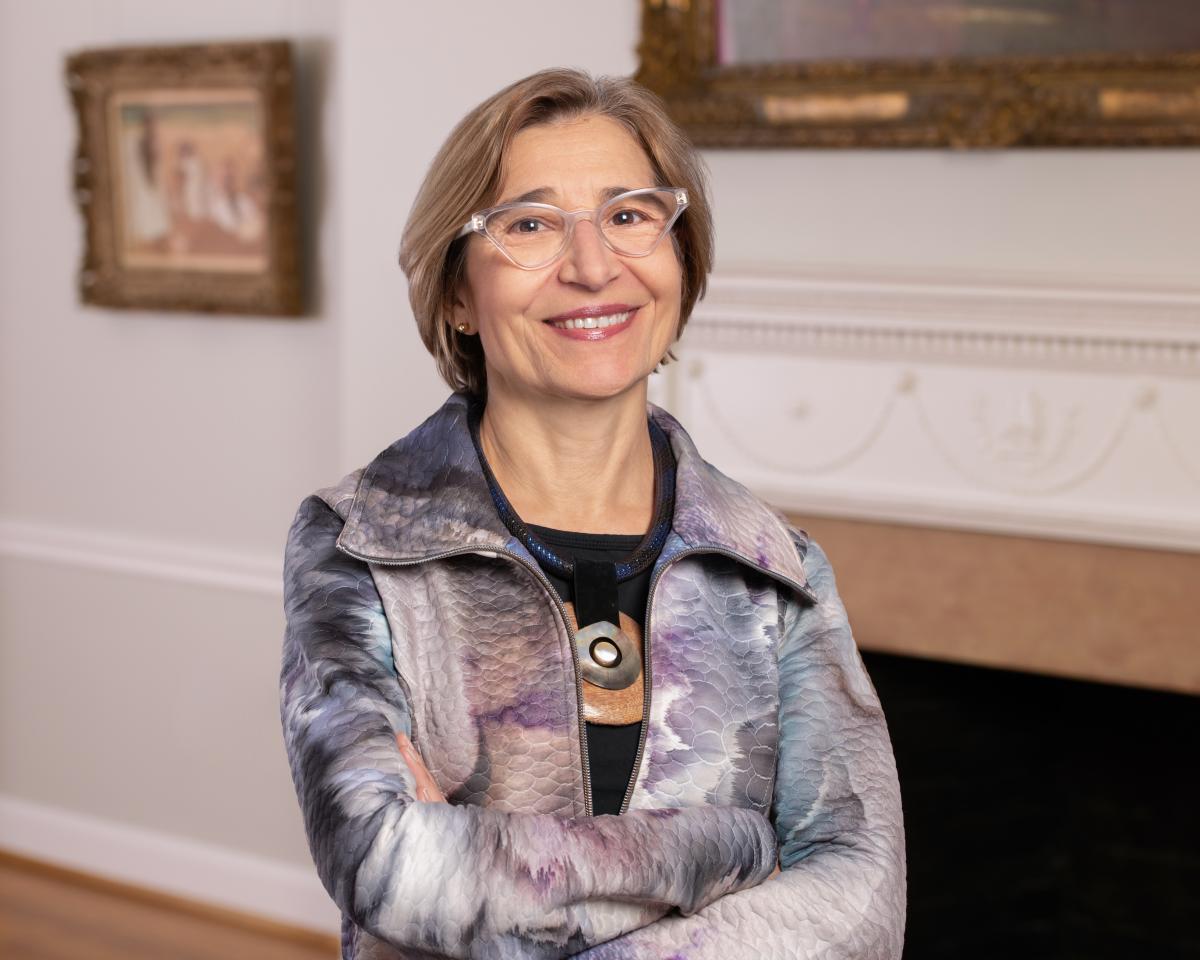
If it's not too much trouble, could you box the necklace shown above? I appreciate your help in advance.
[466,395,675,691]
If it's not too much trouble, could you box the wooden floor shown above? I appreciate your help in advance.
[0,851,339,959]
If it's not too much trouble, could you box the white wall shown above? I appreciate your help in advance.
[1,0,1196,934]
[706,147,1199,282]
[0,0,345,930]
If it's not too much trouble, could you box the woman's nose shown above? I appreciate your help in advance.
[556,217,621,289]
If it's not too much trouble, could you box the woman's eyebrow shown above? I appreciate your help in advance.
[497,186,637,206]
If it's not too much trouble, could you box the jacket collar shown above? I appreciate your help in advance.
[336,392,815,601]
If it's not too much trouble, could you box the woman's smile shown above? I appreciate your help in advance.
[543,303,640,340]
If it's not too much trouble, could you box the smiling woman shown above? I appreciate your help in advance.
[400,70,713,406]
[279,68,905,960]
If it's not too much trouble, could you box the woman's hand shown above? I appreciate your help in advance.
[395,731,447,802]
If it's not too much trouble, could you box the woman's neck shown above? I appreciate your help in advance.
[477,383,656,536]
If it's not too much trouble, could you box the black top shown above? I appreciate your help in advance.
[526,523,653,816]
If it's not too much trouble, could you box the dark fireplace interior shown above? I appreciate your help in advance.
[861,651,1200,960]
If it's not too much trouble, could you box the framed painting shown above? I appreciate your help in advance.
[65,41,302,314]
[636,0,1200,147]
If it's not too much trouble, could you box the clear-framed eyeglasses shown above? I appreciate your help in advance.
[456,186,688,270]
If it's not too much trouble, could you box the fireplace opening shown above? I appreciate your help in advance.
[862,651,1200,960]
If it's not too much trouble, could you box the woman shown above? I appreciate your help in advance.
[280,69,905,960]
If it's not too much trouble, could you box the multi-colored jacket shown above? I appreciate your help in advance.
[279,391,906,959]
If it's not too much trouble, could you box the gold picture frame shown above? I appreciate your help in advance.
[636,0,1200,148]
[65,40,302,314]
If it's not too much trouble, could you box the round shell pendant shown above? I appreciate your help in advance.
[574,619,641,690]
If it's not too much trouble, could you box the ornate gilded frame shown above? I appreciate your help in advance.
[65,41,302,314]
[636,0,1200,148]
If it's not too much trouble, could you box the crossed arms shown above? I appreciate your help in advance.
[279,495,905,958]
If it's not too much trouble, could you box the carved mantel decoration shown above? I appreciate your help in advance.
[637,0,1200,147]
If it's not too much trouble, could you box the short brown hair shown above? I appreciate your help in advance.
[399,68,713,398]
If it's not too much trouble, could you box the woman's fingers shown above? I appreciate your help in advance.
[398,735,443,801]
[395,731,447,802]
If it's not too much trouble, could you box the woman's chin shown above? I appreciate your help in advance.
[542,369,650,403]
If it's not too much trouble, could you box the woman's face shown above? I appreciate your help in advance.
[454,114,683,405]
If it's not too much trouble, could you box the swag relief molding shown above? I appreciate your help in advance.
[651,265,1200,553]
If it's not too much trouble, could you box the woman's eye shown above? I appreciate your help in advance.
[609,208,646,227]
[512,218,544,233]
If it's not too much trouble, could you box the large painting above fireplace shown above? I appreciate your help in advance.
[636,0,1200,146]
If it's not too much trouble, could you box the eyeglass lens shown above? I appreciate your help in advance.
[483,189,678,268]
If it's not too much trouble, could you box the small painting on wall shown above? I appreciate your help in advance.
[66,41,301,314]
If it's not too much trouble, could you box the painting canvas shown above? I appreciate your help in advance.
[111,89,268,273]
[716,0,1200,65]
[66,41,301,314]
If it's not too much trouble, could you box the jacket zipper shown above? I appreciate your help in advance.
[616,557,663,816]
[337,541,815,820]
[336,541,597,817]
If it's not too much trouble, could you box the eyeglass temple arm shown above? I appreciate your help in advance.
[456,214,485,239]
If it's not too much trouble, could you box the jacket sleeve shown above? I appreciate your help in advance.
[279,494,779,959]
[576,535,907,960]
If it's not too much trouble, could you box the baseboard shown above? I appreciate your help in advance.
[0,793,340,935]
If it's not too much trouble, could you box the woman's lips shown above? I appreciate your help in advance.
[543,306,638,341]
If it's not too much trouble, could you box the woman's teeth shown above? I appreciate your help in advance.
[548,311,631,330]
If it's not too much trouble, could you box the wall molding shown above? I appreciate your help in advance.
[0,794,339,934]
[693,265,1200,373]
[0,518,282,596]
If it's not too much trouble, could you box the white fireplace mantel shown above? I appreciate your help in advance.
[650,265,1200,553]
